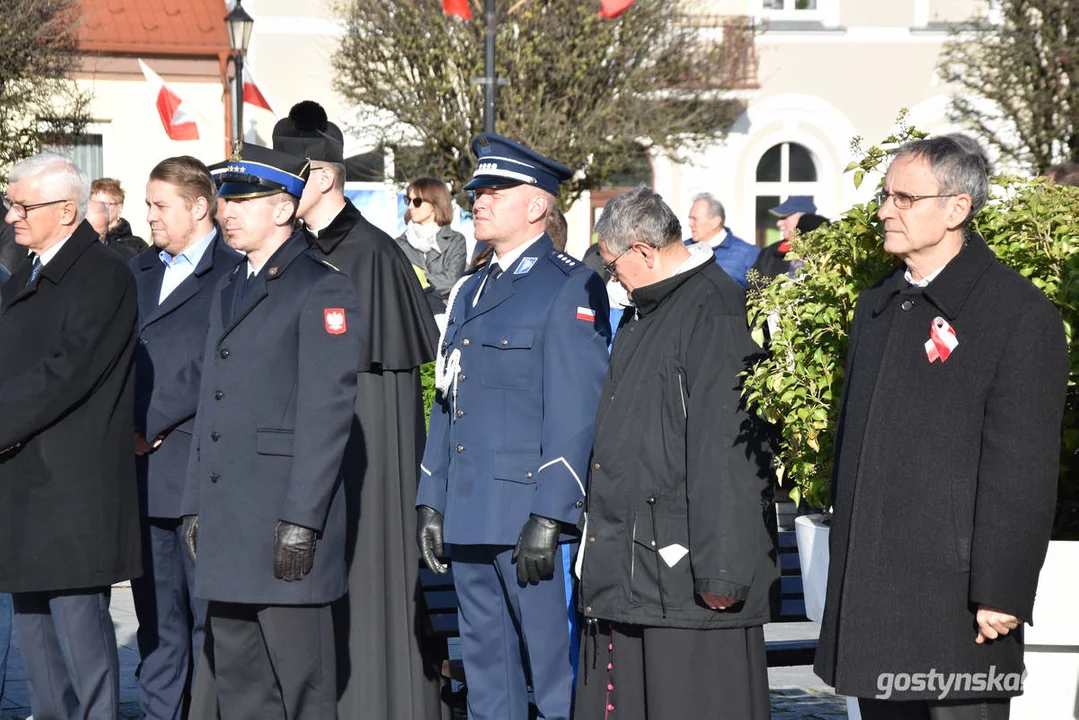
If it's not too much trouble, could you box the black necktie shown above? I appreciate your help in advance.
[479,263,503,301]
[25,255,41,287]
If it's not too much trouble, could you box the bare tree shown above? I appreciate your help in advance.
[333,0,752,204]
[938,0,1078,173]
[0,0,91,180]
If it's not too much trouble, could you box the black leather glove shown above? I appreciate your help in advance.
[417,505,448,574]
[512,515,560,584]
[182,515,198,562]
[273,521,317,581]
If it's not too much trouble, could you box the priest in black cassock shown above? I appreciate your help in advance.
[270,102,442,719]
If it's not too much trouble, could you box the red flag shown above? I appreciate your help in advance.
[598,0,634,18]
[443,0,472,19]
[138,59,200,141]
[242,64,276,115]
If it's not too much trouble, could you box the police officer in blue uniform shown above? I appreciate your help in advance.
[180,143,362,720]
[416,134,611,720]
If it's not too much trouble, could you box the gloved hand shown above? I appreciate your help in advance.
[274,521,317,581]
[512,515,560,584]
[182,515,198,562]
[417,505,448,574]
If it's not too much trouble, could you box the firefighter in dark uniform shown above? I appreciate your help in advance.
[180,143,362,720]
[416,134,611,720]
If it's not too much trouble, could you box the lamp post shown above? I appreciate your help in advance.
[225,0,254,153]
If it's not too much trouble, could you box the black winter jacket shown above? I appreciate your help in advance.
[578,248,778,629]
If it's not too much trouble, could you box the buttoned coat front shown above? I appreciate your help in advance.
[0,223,142,592]
[814,234,1069,700]
[181,232,362,605]
[416,235,611,545]
[132,229,244,519]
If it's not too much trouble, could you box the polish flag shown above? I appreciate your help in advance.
[243,65,276,115]
[598,0,634,18]
[443,0,472,20]
[138,59,200,141]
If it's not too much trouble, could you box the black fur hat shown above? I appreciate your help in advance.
[272,101,345,164]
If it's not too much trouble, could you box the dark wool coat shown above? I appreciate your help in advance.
[579,252,778,630]
[0,222,142,592]
[814,234,1068,700]
[104,218,148,260]
[394,224,469,301]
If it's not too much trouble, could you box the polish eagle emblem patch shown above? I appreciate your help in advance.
[324,308,347,335]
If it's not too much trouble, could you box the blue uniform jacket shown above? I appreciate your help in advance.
[417,235,611,546]
[131,229,244,519]
[685,230,759,288]
[181,231,362,605]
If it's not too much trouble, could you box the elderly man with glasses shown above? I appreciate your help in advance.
[0,152,142,720]
[815,135,1068,720]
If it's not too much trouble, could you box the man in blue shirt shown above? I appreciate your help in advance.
[686,193,758,288]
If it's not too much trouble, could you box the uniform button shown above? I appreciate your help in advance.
[585,605,592,613]
[462,338,470,346]
[901,299,914,311]
[210,432,220,442]
[575,500,583,508]
[456,410,465,418]
[588,536,596,543]
[501,339,508,346]
[593,462,601,470]
[525,472,533,479]
[458,373,466,382]
[219,348,230,359]
[209,473,219,483]
[456,444,465,453]
[214,391,224,401]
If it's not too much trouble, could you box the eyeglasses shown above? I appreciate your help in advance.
[406,196,426,208]
[874,190,958,210]
[602,246,633,278]
[2,195,71,220]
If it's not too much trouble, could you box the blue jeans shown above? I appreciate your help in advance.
[0,592,11,698]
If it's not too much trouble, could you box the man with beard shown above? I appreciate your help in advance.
[130,156,243,719]
[272,101,442,720]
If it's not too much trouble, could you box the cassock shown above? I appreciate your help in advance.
[309,200,443,720]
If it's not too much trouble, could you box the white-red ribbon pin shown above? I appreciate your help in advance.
[925,316,958,363]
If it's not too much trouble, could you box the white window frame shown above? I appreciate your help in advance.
[752,141,822,246]
[760,0,826,23]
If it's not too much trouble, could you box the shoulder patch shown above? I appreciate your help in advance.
[546,250,580,275]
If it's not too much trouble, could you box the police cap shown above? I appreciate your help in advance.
[463,133,572,196]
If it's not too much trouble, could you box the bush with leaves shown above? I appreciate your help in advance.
[744,122,1079,539]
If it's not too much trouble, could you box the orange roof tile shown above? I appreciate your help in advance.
[79,0,229,58]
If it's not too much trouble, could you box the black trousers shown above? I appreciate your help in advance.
[859,697,1011,719]
[204,601,335,720]
[131,517,208,720]
[12,587,120,720]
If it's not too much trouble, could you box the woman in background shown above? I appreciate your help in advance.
[395,178,467,307]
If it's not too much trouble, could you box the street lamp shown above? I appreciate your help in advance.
[225,0,254,151]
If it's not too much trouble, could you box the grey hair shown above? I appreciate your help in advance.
[595,185,682,255]
[893,135,988,226]
[8,152,89,221]
[691,192,725,222]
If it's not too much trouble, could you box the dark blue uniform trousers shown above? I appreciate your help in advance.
[12,587,119,720]
[452,543,577,720]
[131,517,207,720]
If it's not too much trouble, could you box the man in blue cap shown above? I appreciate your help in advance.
[180,142,362,720]
[769,195,817,243]
[416,134,611,720]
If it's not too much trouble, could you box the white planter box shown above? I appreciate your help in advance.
[1010,539,1079,719]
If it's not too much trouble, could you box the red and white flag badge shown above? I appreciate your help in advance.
[324,308,347,335]
[576,306,596,322]
[925,316,958,363]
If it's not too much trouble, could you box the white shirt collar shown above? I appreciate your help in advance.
[492,232,545,273]
[904,265,945,287]
[37,234,73,267]
[705,227,729,250]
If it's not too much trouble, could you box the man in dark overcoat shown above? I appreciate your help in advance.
[0,152,141,719]
[180,143,362,719]
[576,187,777,720]
[814,135,1069,719]
[272,101,442,720]
[416,134,611,720]
[130,156,244,719]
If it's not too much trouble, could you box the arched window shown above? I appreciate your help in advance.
[753,142,819,247]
